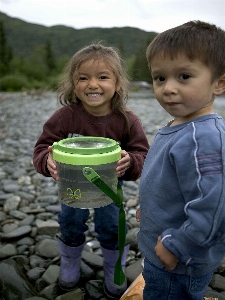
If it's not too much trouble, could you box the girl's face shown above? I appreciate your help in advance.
[74,59,119,116]
[150,53,222,125]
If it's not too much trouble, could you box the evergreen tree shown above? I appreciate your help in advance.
[118,39,125,58]
[45,40,56,75]
[0,21,13,75]
[132,36,153,83]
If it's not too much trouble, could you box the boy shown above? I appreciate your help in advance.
[137,20,225,300]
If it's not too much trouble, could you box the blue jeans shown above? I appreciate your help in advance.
[58,202,121,250]
[142,258,214,300]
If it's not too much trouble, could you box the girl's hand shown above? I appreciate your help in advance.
[116,150,130,177]
[47,146,60,181]
[136,208,140,222]
[154,236,179,270]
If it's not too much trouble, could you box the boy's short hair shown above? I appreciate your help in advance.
[146,20,225,81]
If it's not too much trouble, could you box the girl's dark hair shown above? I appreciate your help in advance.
[57,43,131,134]
[146,20,225,81]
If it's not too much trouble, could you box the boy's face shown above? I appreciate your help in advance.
[74,59,118,116]
[150,53,220,125]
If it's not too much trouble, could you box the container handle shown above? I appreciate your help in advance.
[82,167,126,285]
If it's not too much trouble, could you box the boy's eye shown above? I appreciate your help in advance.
[179,74,191,80]
[154,76,165,82]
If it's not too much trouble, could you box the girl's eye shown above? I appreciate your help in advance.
[99,75,108,80]
[179,74,191,80]
[79,76,87,81]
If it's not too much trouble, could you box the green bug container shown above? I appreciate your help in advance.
[52,136,121,208]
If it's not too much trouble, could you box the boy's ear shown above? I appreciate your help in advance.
[214,74,225,95]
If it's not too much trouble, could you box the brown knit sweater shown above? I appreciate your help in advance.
[33,102,149,181]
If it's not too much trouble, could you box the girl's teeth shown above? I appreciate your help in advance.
[87,94,100,97]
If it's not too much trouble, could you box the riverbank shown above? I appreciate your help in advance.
[0,91,225,300]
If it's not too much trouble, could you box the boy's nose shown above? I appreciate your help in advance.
[163,80,177,94]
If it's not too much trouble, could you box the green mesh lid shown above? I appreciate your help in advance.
[52,136,121,165]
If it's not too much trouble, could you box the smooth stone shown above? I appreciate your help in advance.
[0,211,7,222]
[0,258,38,298]
[85,280,105,299]
[210,273,225,291]
[55,288,84,300]
[2,222,18,234]
[35,219,59,235]
[30,255,48,268]
[0,244,17,258]
[82,250,103,268]
[19,214,35,226]
[35,239,59,258]
[1,225,32,240]
[17,237,35,246]
[3,195,21,212]
[9,210,28,220]
[3,182,21,193]
[17,190,36,201]
[41,265,60,284]
[126,227,139,249]
[27,267,46,282]
[39,283,60,300]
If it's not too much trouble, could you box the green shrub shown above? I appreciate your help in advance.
[0,73,61,92]
[25,80,48,90]
[46,75,60,91]
[0,74,29,91]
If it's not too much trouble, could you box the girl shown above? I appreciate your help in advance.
[33,43,149,299]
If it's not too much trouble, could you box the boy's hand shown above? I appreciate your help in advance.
[47,146,60,181]
[116,150,130,177]
[155,236,179,270]
[136,208,140,222]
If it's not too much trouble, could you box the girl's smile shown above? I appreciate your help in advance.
[86,93,102,98]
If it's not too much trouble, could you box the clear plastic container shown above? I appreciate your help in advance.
[52,136,121,208]
[56,162,118,208]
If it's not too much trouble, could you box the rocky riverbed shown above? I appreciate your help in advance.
[0,90,225,300]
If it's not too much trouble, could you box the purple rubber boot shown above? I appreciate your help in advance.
[57,238,84,291]
[101,244,130,299]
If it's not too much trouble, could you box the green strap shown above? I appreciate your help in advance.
[82,167,126,285]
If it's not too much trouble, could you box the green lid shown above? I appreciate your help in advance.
[52,136,121,165]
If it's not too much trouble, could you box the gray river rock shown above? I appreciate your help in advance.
[0,91,225,299]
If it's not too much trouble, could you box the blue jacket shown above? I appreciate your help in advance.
[138,114,225,276]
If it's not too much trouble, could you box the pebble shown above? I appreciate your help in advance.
[0,91,225,299]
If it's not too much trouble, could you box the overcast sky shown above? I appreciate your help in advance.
[0,0,225,33]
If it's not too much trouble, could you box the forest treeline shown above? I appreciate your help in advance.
[0,12,158,92]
